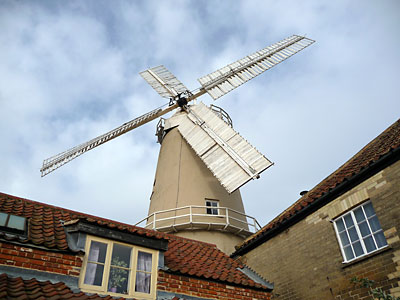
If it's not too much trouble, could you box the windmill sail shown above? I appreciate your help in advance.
[42,34,314,178]
[198,35,315,100]
[40,105,178,177]
[177,103,273,193]
[140,65,189,98]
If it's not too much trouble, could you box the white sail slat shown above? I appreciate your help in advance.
[198,35,315,100]
[177,103,273,193]
[140,65,189,99]
[40,104,177,177]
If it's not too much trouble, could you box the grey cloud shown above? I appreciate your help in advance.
[0,0,399,227]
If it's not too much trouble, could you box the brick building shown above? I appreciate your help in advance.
[0,192,273,299]
[232,119,400,299]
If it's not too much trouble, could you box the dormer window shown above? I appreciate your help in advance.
[0,212,26,234]
[80,236,158,299]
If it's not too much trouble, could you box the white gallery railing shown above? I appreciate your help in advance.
[134,205,261,236]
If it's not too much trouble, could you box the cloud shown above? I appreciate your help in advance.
[0,0,399,228]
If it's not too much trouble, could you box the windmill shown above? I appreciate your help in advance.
[41,35,314,253]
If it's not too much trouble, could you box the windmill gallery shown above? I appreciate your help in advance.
[1,35,399,299]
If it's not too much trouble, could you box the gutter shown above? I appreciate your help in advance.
[232,146,400,258]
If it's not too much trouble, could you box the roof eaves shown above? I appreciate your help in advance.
[237,266,274,290]
[63,218,169,252]
[162,268,272,291]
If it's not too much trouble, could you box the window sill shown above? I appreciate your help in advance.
[0,226,26,236]
[80,286,155,299]
[341,246,391,268]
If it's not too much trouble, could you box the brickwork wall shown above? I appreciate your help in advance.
[241,160,400,299]
[0,242,272,299]
[157,271,272,300]
[0,242,82,277]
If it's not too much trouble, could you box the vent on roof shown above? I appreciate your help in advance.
[300,190,308,196]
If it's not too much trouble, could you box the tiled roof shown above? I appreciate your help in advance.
[166,235,262,287]
[0,192,269,290]
[234,118,400,255]
[0,273,129,299]
[0,193,166,250]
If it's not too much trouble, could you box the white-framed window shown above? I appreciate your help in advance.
[333,201,388,262]
[205,199,219,215]
[79,236,158,299]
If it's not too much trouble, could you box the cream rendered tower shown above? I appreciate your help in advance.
[145,108,259,254]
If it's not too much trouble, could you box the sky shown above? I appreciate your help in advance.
[0,1,399,232]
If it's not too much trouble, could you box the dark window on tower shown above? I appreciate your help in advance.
[205,200,219,215]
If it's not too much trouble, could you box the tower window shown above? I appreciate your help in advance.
[205,200,219,215]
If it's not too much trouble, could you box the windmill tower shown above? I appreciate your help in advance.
[146,104,263,254]
[41,35,315,254]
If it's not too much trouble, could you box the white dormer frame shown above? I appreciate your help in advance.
[79,235,158,299]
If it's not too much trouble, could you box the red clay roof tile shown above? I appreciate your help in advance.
[0,273,129,299]
[0,193,167,251]
[235,118,400,254]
